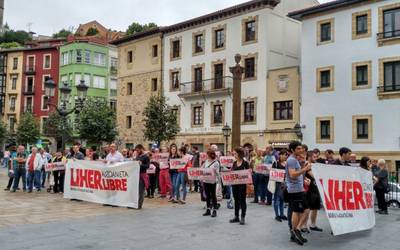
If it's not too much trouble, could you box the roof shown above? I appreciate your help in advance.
[111,0,280,45]
[288,0,369,20]
[0,45,58,53]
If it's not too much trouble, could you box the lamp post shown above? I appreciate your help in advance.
[44,78,88,151]
[222,123,232,155]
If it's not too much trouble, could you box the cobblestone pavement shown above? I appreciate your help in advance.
[0,168,399,250]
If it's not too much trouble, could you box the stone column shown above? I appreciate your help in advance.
[229,54,244,150]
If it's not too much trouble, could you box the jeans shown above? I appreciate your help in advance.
[170,172,178,199]
[12,167,26,191]
[41,168,47,187]
[175,172,187,201]
[254,173,266,202]
[27,170,41,191]
[265,176,273,204]
[273,193,284,217]
[3,157,9,168]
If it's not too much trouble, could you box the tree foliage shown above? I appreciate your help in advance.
[0,120,8,145]
[0,28,31,45]
[16,113,40,146]
[86,27,99,36]
[52,28,72,38]
[77,98,117,143]
[143,95,180,144]
[0,41,21,49]
[43,111,72,141]
[126,22,157,35]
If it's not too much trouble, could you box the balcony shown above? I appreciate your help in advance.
[178,76,233,99]
[377,84,400,99]
[377,30,400,45]
[24,65,36,75]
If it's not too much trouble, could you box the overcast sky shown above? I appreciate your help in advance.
[5,0,332,36]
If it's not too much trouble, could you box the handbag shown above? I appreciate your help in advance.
[268,179,276,194]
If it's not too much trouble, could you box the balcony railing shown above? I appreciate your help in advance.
[23,87,34,95]
[24,65,36,74]
[377,30,400,40]
[178,76,233,98]
[377,84,400,94]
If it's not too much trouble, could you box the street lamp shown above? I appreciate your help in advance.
[222,123,232,155]
[44,77,88,151]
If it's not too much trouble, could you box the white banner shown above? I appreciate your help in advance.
[269,168,285,182]
[312,163,375,236]
[64,160,140,208]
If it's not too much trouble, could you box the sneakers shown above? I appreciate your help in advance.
[290,230,303,246]
[301,228,311,234]
[275,216,282,222]
[378,210,388,215]
[4,188,10,191]
[240,217,245,225]
[310,226,323,232]
[229,217,240,223]
[280,215,288,221]
[10,189,16,192]
[293,229,308,243]
[203,209,211,216]
[178,200,186,205]
[258,201,266,205]
[211,210,217,218]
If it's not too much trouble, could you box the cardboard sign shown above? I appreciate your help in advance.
[220,169,253,185]
[169,158,188,170]
[159,161,169,170]
[269,168,285,182]
[200,152,207,163]
[183,154,193,162]
[146,164,156,174]
[220,156,235,169]
[45,162,66,172]
[187,168,216,183]
[254,164,272,175]
[312,163,375,236]
[152,153,170,163]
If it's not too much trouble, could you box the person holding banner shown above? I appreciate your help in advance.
[134,144,150,209]
[105,144,124,163]
[286,141,311,246]
[175,147,191,204]
[26,147,43,193]
[52,152,67,194]
[333,147,352,166]
[373,159,389,215]
[169,144,179,203]
[229,147,250,225]
[10,145,27,192]
[202,149,220,217]
[272,149,288,222]
[146,152,158,199]
[251,149,266,205]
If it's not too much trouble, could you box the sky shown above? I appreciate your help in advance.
[4,0,333,36]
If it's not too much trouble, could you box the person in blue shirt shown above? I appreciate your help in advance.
[263,145,276,205]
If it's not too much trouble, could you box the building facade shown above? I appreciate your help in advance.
[111,29,162,149]
[289,0,400,170]
[162,0,316,152]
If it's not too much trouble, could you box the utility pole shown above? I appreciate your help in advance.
[229,54,244,150]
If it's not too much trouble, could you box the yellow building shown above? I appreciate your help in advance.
[111,28,162,148]
[2,50,24,133]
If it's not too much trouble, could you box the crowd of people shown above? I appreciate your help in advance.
[1,140,391,246]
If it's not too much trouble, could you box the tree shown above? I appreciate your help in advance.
[0,42,22,49]
[143,95,180,144]
[0,29,31,44]
[43,111,72,142]
[0,120,8,146]
[15,113,40,146]
[77,98,117,144]
[126,22,157,36]
[52,28,72,38]
[86,27,99,36]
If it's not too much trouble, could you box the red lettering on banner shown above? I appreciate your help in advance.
[109,179,115,190]
[94,170,103,190]
[115,179,122,190]
[346,181,355,210]
[365,192,373,209]
[121,179,127,191]
[87,170,94,189]
[70,168,77,186]
[334,180,346,210]
[353,181,366,209]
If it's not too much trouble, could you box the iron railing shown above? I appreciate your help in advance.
[377,84,400,93]
[377,30,400,40]
[179,76,233,97]
[24,65,36,74]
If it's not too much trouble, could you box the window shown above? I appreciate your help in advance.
[356,119,369,139]
[42,75,50,90]
[84,74,90,86]
[126,116,132,129]
[244,58,255,79]
[42,96,49,110]
[384,61,400,92]
[76,50,82,63]
[320,120,331,140]
[110,100,117,111]
[172,40,180,58]
[61,75,68,85]
[171,106,180,123]
[93,53,106,66]
[110,79,117,97]
[85,50,91,64]
[193,106,203,126]
[75,74,81,86]
[194,67,203,92]
[62,52,69,65]
[9,116,16,132]
[127,82,133,95]
[12,58,18,70]
[320,23,331,42]
[215,29,225,49]
[151,78,157,92]
[317,19,334,45]
[171,71,180,90]
[152,45,158,58]
[353,115,372,143]
[273,101,293,120]
[245,21,256,41]
[212,104,223,125]
[26,77,34,92]
[320,70,331,88]
[25,97,33,112]
[11,76,17,90]
[356,65,368,86]
[317,66,334,92]
[93,76,105,88]
[244,101,255,122]
[383,8,400,38]
[214,63,224,89]
[9,96,16,111]
[194,34,204,53]
[27,56,35,71]
[127,51,133,63]
[356,15,368,35]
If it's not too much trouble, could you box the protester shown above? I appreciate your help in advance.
[85,148,93,160]
[359,156,371,171]
[26,147,43,192]
[39,148,50,188]
[334,147,352,166]
[229,147,249,225]
[202,149,220,218]
[10,145,27,192]
[71,145,85,160]
[373,159,389,215]
[121,148,131,161]
[158,149,172,199]
[324,149,336,164]
[52,152,66,194]
[3,148,10,169]
[251,149,266,205]
[105,143,124,163]
[4,146,15,191]
[350,153,357,164]
[175,147,191,204]
[147,152,158,199]
[272,149,288,222]
[134,144,150,209]
[169,144,179,203]
[263,145,276,205]
[91,146,99,160]
[190,146,200,192]
[286,141,311,246]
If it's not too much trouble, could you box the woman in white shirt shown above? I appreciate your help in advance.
[202,149,220,218]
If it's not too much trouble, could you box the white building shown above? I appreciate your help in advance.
[163,0,317,152]
[289,0,400,170]
[108,46,118,111]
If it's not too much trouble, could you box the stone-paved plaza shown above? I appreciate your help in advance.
[0,168,399,250]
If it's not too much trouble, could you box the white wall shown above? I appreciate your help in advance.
[300,0,400,151]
